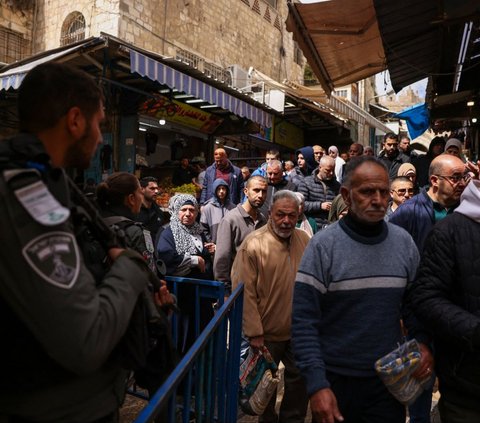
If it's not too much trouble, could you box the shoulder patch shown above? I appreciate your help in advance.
[22,232,80,289]
[143,228,155,253]
[13,178,70,226]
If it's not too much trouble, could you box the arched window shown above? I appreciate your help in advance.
[60,12,85,46]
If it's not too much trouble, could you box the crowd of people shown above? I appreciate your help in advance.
[2,62,480,423]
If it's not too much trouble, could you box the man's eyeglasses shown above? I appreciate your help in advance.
[436,174,471,184]
[392,188,415,196]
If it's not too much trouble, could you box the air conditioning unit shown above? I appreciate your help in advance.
[253,91,268,104]
[227,64,251,89]
[253,90,285,113]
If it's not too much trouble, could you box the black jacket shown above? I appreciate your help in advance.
[378,150,411,180]
[297,170,341,226]
[405,212,480,407]
[137,202,163,245]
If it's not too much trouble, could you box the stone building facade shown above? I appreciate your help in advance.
[379,86,423,113]
[16,0,304,85]
[0,1,33,64]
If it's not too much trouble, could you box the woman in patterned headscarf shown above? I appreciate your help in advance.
[157,194,214,277]
[157,194,214,353]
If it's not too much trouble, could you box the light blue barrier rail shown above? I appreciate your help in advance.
[133,280,244,423]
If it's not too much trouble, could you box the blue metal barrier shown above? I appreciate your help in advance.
[166,276,226,348]
[133,281,244,423]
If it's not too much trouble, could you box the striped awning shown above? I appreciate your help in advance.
[0,44,89,91]
[130,51,272,128]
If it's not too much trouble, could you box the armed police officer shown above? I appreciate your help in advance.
[0,63,152,422]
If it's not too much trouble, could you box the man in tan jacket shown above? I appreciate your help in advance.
[232,190,310,423]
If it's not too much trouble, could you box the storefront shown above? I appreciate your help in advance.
[0,35,278,188]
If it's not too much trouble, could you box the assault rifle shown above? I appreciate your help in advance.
[66,176,175,320]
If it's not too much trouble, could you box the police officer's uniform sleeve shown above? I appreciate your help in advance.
[0,174,150,375]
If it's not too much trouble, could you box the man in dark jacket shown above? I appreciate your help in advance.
[138,176,163,244]
[378,132,410,180]
[389,153,468,423]
[405,177,480,422]
[297,155,340,227]
[389,154,467,252]
[399,135,418,159]
[200,147,243,205]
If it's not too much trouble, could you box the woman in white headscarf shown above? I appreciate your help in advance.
[157,194,214,353]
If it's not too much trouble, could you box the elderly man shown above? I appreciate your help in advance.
[292,156,432,423]
[385,176,415,218]
[390,154,468,252]
[232,190,310,423]
[284,160,295,178]
[213,176,268,294]
[348,143,364,158]
[378,132,410,180]
[405,176,480,423]
[260,160,296,215]
[200,147,243,205]
[364,146,375,156]
[297,155,340,228]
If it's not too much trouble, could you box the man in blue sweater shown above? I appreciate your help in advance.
[292,156,433,423]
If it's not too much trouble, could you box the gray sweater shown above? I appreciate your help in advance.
[213,204,266,293]
[200,197,235,243]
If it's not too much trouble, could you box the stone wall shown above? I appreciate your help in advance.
[32,0,304,85]
[118,0,305,84]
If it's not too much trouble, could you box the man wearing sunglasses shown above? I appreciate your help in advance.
[389,153,468,423]
[386,176,415,218]
[389,154,467,252]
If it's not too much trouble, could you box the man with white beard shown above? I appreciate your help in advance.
[231,190,310,423]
